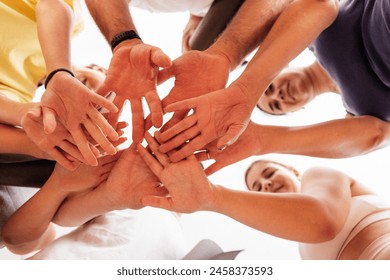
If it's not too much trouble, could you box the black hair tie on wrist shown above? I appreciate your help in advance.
[44,68,75,89]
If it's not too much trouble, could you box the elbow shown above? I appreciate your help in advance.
[363,116,390,152]
[311,218,339,242]
[2,233,33,255]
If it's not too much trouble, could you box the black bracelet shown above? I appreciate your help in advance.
[110,30,141,51]
[44,68,75,89]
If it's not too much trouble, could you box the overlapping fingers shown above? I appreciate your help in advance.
[144,132,171,167]
[158,114,198,143]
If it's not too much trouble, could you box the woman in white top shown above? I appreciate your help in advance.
[137,133,390,260]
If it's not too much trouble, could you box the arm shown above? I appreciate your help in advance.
[85,0,172,142]
[36,0,119,166]
[158,0,339,161]
[138,132,352,243]
[52,145,167,227]
[202,116,390,175]
[0,96,36,127]
[1,172,69,255]
[0,124,47,160]
[1,155,119,254]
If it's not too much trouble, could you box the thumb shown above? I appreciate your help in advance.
[25,105,42,120]
[216,123,247,151]
[42,107,58,134]
[157,67,174,85]
[151,48,172,68]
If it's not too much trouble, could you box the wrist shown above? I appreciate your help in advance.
[44,68,74,89]
[111,30,142,53]
[204,47,234,72]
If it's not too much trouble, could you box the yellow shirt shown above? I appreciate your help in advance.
[0,0,82,103]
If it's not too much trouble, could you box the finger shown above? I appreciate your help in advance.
[71,128,98,166]
[216,123,247,151]
[89,91,119,113]
[50,147,78,171]
[160,110,189,133]
[194,150,213,162]
[88,108,119,141]
[164,97,197,113]
[204,162,224,176]
[141,196,174,211]
[57,140,86,163]
[82,118,117,156]
[150,48,172,68]
[116,121,128,131]
[144,89,163,128]
[25,105,42,120]
[41,107,57,134]
[169,136,206,162]
[136,144,164,177]
[158,114,197,142]
[157,67,174,85]
[144,114,153,132]
[159,125,200,153]
[130,99,145,143]
[144,132,171,167]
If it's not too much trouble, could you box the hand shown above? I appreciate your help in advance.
[101,144,168,209]
[41,72,119,166]
[153,50,229,132]
[52,152,122,192]
[97,44,172,142]
[195,121,261,175]
[21,105,95,170]
[157,84,253,162]
[181,14,203,52]
[137,132,215,213]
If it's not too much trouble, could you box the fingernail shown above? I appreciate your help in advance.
[218,144,228,151]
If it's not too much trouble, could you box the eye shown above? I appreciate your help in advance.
[265,83,275,96]
[274,101,281,111]
[251,182,262,192]
[266,170,275,179]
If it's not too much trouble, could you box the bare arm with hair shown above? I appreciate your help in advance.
[200,116,390,175]
[159,0,339,161]
[85,0,172,142]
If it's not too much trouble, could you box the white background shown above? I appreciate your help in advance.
[2,0,390,261]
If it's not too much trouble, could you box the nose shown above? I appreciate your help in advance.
[262,180,273,192]
[277,90,285,100]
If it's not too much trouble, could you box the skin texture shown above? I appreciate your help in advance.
[36,0,119,166]
[158,0,339,161]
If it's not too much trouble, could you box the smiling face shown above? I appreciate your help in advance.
[257,69,316,115]
[245,160,301,193]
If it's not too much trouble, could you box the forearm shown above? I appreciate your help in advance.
[0,96,35,126]
[234,0,338,105]
[85,0,136,44]
[208,185,336,242]
[1,175,69,254]
[36,0,73,71]
[258,116,390,158]
[53,183,117,227]
[206,0,290,70]
[0,124,44,158]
